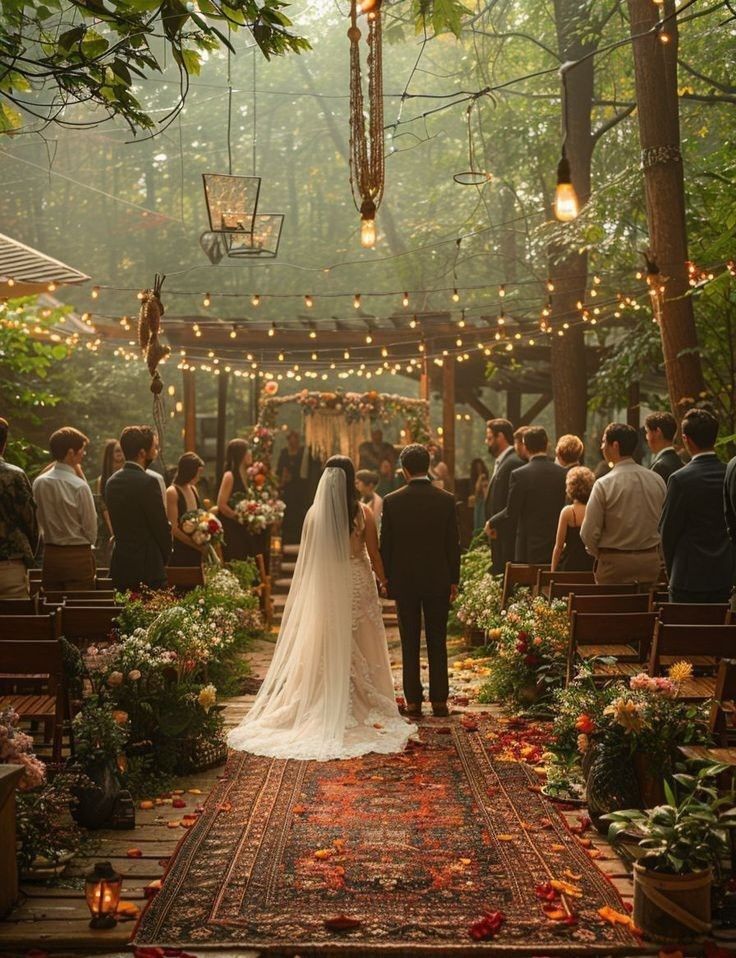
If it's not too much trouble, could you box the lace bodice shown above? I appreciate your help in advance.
[350,503,368,559]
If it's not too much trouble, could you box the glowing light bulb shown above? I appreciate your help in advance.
[452,288,460,302]
[360,199,376,249]
[91,286,100,299]
[554,153,579,222]
[353,294,361,309]
[251,294,260,306]
[309,328,317,339]
[305,294,313,308]
[230,326,237,339]
[402,292,409,308]
[203,293,211,307]
[268,324,276,337]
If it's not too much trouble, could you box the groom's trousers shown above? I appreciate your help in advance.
[395,593,450,705]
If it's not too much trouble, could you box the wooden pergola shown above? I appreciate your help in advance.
[95,308,613,487]
[0,232,89,296]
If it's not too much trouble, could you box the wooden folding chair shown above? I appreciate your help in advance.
[61,606,121,650]
[501,563,550,607]
[0,639,67,761]
[648,623,736,700]
[680,659,736,764]
[0,609,62,643]
[166,566,205,593]
[567,611,659,685]
[567,592,651,617]
[549,580,640,601]
[255,553,273,629]
[656,603,731,625]
[95,568,110,578]
[0,597,38,616]
[95,577,114,590]
[537,568,595,598]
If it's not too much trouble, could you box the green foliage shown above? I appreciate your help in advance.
[0,0,310,133]
[604,764,736,875]
[0,297,74,468]
[15,771,83,872]
[71,695,128,768]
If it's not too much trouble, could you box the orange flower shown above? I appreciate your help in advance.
[575,713,595,734]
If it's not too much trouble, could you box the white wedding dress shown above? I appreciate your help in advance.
[228,467,416,761]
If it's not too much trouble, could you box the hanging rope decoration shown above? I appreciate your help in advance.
[137,273,170,459]
[348,0,385,249]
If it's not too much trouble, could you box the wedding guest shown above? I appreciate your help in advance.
[551,466,596,572]
[0,418,38,598]
[427,442,450,488]
[105,425,172,591]
[483,419,523,574]
[513,426,530,463]
[93,438,125,566]
[488,426,566,564]
[376,456,400,498]
[468,457,489,536]
[33,427,97,591]
[166,452,206,568]
[359,429,396,472]
[217,439,266,563]
[580,423,666,587]
[356,469,383,525]
[659,408,734,603]
[555,434,584,470]
[277,430,308,545]
[645,411,683,483]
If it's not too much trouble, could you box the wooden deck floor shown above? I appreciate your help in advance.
[0,630,640,957]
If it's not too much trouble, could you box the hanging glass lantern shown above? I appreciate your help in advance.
[85,861,123,929]
[202,174,261,233]
[226,214,284,259]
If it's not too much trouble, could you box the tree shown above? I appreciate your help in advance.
[0,0,310,134]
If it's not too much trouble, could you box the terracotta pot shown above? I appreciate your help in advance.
[633,863,711,943]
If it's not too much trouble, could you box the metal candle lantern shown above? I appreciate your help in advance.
[84,861,123,929]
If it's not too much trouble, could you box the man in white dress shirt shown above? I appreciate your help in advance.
[581,422,666,588]
[33,427,97,590]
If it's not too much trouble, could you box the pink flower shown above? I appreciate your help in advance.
[629,673,654,691]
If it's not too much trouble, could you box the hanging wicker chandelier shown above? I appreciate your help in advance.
[348,0,385,249]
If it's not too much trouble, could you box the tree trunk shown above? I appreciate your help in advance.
[549,0,595,439]
[627,0,704,415]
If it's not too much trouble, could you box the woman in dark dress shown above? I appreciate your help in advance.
[217,438,271,568]
[550,466,596,572]
[166,453,206,567]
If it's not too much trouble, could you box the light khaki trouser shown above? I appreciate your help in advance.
[594,549,661,590]
[0,559,29,598]
[42,544,96,591]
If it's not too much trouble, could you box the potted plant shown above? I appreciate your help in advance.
[603,763,736,943]
[70,696,128,829]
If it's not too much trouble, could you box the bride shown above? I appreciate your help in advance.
[228,455,417,761]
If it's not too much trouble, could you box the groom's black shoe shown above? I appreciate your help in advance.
[431,702,449,717]
[404,702,423,717]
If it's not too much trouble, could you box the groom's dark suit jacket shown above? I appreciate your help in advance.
[379,479,461,598]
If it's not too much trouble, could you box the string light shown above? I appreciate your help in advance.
[251,294,260,306]
[268,323,276,337]
[554,148,579,222]
[305,294,314,308]
[402,291,409,308]
[229,325,237,339]
[91,286,100,299]
[360,199,377,250]
[203,292,211,307]
[353,293,361,309]
[452,288,460,302]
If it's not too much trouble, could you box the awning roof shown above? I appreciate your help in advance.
[0,232,89,296]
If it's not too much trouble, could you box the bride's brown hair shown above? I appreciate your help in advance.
[325,456,359,534]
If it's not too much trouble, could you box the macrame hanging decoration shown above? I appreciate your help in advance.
[137,273,170,455]
[348,0,384,249]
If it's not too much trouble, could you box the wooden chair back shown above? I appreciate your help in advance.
[0,608,62,642]
[657,603,731,626]
[96,577,114,590]
[61,606,120,649]
[43,590,116,604]
[648,622,736,675]
[537,569,595,595]
[571,611,659,655]
[0,597,38,615]
[166,566,205,592]
[549,581,640,601]
[568,593,650,616]
[95,568,110,578]
[0,639,66,760]
[709,658,736,744]
[501,563,550,607]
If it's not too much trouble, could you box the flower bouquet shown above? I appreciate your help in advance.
[231,462,285,532]
[180,508,224,564]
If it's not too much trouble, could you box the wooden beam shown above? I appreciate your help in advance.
[215,371,229,489]
[518,393,552,427]
[182,368,197,453]
[442,357,455,492]
[506,388,522,426]
[419,354,430,402]
[460,392,496,422]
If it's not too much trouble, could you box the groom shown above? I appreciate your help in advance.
[379,444,461,718]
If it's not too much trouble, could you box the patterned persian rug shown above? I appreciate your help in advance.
[135,723,645,955]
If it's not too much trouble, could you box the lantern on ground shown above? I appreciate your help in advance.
[85,861,123,929]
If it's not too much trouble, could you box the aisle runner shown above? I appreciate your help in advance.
[135,724,642,955]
